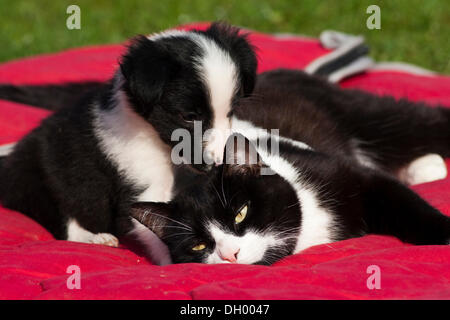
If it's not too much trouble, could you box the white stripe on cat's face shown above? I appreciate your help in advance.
[205,223,281,264]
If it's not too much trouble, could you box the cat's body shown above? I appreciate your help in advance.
[1,36,449,265]
[131,69,450,265]
[235,70,450,177]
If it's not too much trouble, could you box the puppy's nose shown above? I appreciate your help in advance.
[219,248,240,263]
[214,157,223,166]
[204,148,224,167]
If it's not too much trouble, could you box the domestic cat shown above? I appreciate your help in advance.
[0,23,257,264]
[130,69,450,265]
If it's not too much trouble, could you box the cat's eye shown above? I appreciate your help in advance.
[192,243,206,251]
[235,204,248,224]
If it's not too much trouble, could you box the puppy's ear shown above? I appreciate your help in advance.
[223,133,263,176]
[232,34,258,96]
[130,202,173,238]
[120,35,180,115]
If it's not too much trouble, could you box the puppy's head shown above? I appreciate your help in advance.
[119,22,257,171]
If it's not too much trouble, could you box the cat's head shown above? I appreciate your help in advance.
[131,134,301,265]
[118,22,257,170]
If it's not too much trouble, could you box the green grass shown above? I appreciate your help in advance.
[1,0,449,73]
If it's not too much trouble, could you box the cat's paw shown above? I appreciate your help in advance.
[89,233,119,247]
[398,154,447,185]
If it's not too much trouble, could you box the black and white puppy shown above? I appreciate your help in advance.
[0,23,257,265]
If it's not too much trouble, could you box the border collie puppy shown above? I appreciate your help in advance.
[131,69,450,265]
[0,23,257,265]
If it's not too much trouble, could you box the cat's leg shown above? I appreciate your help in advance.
[258,70,450,175]
[66,218,119,247]
[339,97,450,175]
[361,171,450,245]
[397,153,447,185]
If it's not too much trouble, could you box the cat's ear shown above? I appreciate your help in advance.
[130,202,173,238]
[119,35,180,114]
[223,133,263,176]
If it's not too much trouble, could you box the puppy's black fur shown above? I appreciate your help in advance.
[0,23,257,241]
[1,35,449,265]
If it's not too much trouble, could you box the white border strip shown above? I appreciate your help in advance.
[370,62,437,76]
[272,32,316,41]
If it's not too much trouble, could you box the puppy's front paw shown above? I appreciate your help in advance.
[89,233,119,247]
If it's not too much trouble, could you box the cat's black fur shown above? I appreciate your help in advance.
[132,157,302,265]
[249,70,450,173]
[131,69,450,265]
[0,82,105,111]
[0,23,257,241]
[1,38,449,265]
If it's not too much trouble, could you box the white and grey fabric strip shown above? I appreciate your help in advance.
[0,142,16,157]
[370,62,436,76]
[305,30,375,83]
[305,30,439,82]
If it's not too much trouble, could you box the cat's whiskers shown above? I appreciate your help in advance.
[270,226,301,241]
[258,251,284,265]
[148,225,193,231]
[210,181,226,208]
[146,211,193,231]
[228,190,242,204]
[283,201,301,211]
[162,232,194,240]
[221,171,228,205]
[172,235,196,252]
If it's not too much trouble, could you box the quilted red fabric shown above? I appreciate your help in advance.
[0,23,449,300]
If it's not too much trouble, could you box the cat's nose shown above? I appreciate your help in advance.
[219,248,240,263]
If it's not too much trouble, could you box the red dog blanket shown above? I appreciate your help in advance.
[0,23,449,300]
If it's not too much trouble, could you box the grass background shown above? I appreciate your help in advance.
[0,0,449,73]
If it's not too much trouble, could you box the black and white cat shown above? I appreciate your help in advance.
[130,69,450,265]
[0,23,257,264]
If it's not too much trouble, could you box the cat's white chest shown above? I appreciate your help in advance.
[231,117,335,253]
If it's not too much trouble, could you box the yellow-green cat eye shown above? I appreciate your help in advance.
[192,243,206,251]
[235,204,248,224]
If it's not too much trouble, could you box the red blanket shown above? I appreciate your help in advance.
[1,23,449,300]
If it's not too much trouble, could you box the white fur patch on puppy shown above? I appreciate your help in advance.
[66,219,119,247]
[398,153,447,185]
[93,91,174,203]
